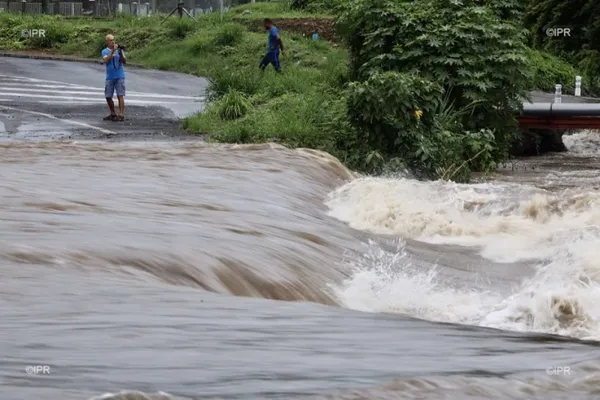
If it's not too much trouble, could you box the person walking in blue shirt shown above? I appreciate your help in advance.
[260,19,285,73]
[101,34,127,121]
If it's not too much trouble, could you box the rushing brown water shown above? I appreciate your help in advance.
[4,135,600,400]
[1,141,360,303]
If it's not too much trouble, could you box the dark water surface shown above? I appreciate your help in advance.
[3,134,600,399]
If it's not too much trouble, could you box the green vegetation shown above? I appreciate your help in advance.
[228,1,332,18]
[337,0,536,181]
[524,0,600,95]
[526,48,579,94]
[0,0,597,181]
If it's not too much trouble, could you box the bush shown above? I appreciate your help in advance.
[290,0,346,12]
[480,0,528,20]
[347,71,497,180]
[164,18,197,39]
[216,90,252,120]
[213,23,245,47]
[335,0,535,180]
[526,48,579,94]
[347,71,443,155]
[290,0,310,10]
[0,14,74,49]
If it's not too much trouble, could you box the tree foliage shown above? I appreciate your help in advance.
[482,0,530,21]
[334,0,534,181]
[523,0,600,93]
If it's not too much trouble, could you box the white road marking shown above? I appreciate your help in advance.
[38,100,187,105]
[0,92,199,104]
[0,74,101,89]
[0,104,117,135]
[0,75,205,109]
[0,86,204,99]
[0,83,96,90]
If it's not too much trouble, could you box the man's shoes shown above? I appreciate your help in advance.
[102,114,125,121]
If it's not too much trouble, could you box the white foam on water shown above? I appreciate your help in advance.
[330,240,503,325]
[88,390,174,400]
[480,238,600,340]
[563,130,600,156]
[331,237,600,340]
[325,132,600,339]
[325,176,600,263]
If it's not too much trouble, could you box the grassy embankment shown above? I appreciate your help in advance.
[0,1,589,178]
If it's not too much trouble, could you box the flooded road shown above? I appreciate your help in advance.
[3,139,600,400]
[3,59,600,399]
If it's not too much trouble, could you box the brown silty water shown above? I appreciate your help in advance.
[0,141,361,304]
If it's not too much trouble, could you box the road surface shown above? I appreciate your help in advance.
[0,57,209,141]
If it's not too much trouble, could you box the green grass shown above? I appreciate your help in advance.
[226,1,333,19]
[180,21,351,159]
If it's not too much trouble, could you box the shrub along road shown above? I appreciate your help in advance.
[0,56,209,141]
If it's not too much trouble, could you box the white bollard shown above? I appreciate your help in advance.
[555,84,562,103]
[575,76,581,97]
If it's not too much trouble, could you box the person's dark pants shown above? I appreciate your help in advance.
[259,50,281,72]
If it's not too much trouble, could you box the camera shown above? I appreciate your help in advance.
[117,44,126,51]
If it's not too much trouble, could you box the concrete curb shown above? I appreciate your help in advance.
[0,51,147,69]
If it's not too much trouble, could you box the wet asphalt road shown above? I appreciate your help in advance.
[0,56,209,141]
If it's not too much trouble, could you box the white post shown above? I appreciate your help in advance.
[71,2,74,15]
[219,0,223,20]
[575,76,581,97]
[554,84,562,104]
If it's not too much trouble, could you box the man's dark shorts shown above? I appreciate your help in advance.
[260,51,281,71]
[105,78,126,98]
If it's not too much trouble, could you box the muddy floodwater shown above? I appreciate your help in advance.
[4,132,600,400]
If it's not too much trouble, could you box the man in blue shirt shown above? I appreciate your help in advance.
[259,19,285,73]
[101,34,127,121]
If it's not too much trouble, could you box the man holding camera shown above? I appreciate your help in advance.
[102,34,126,121]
